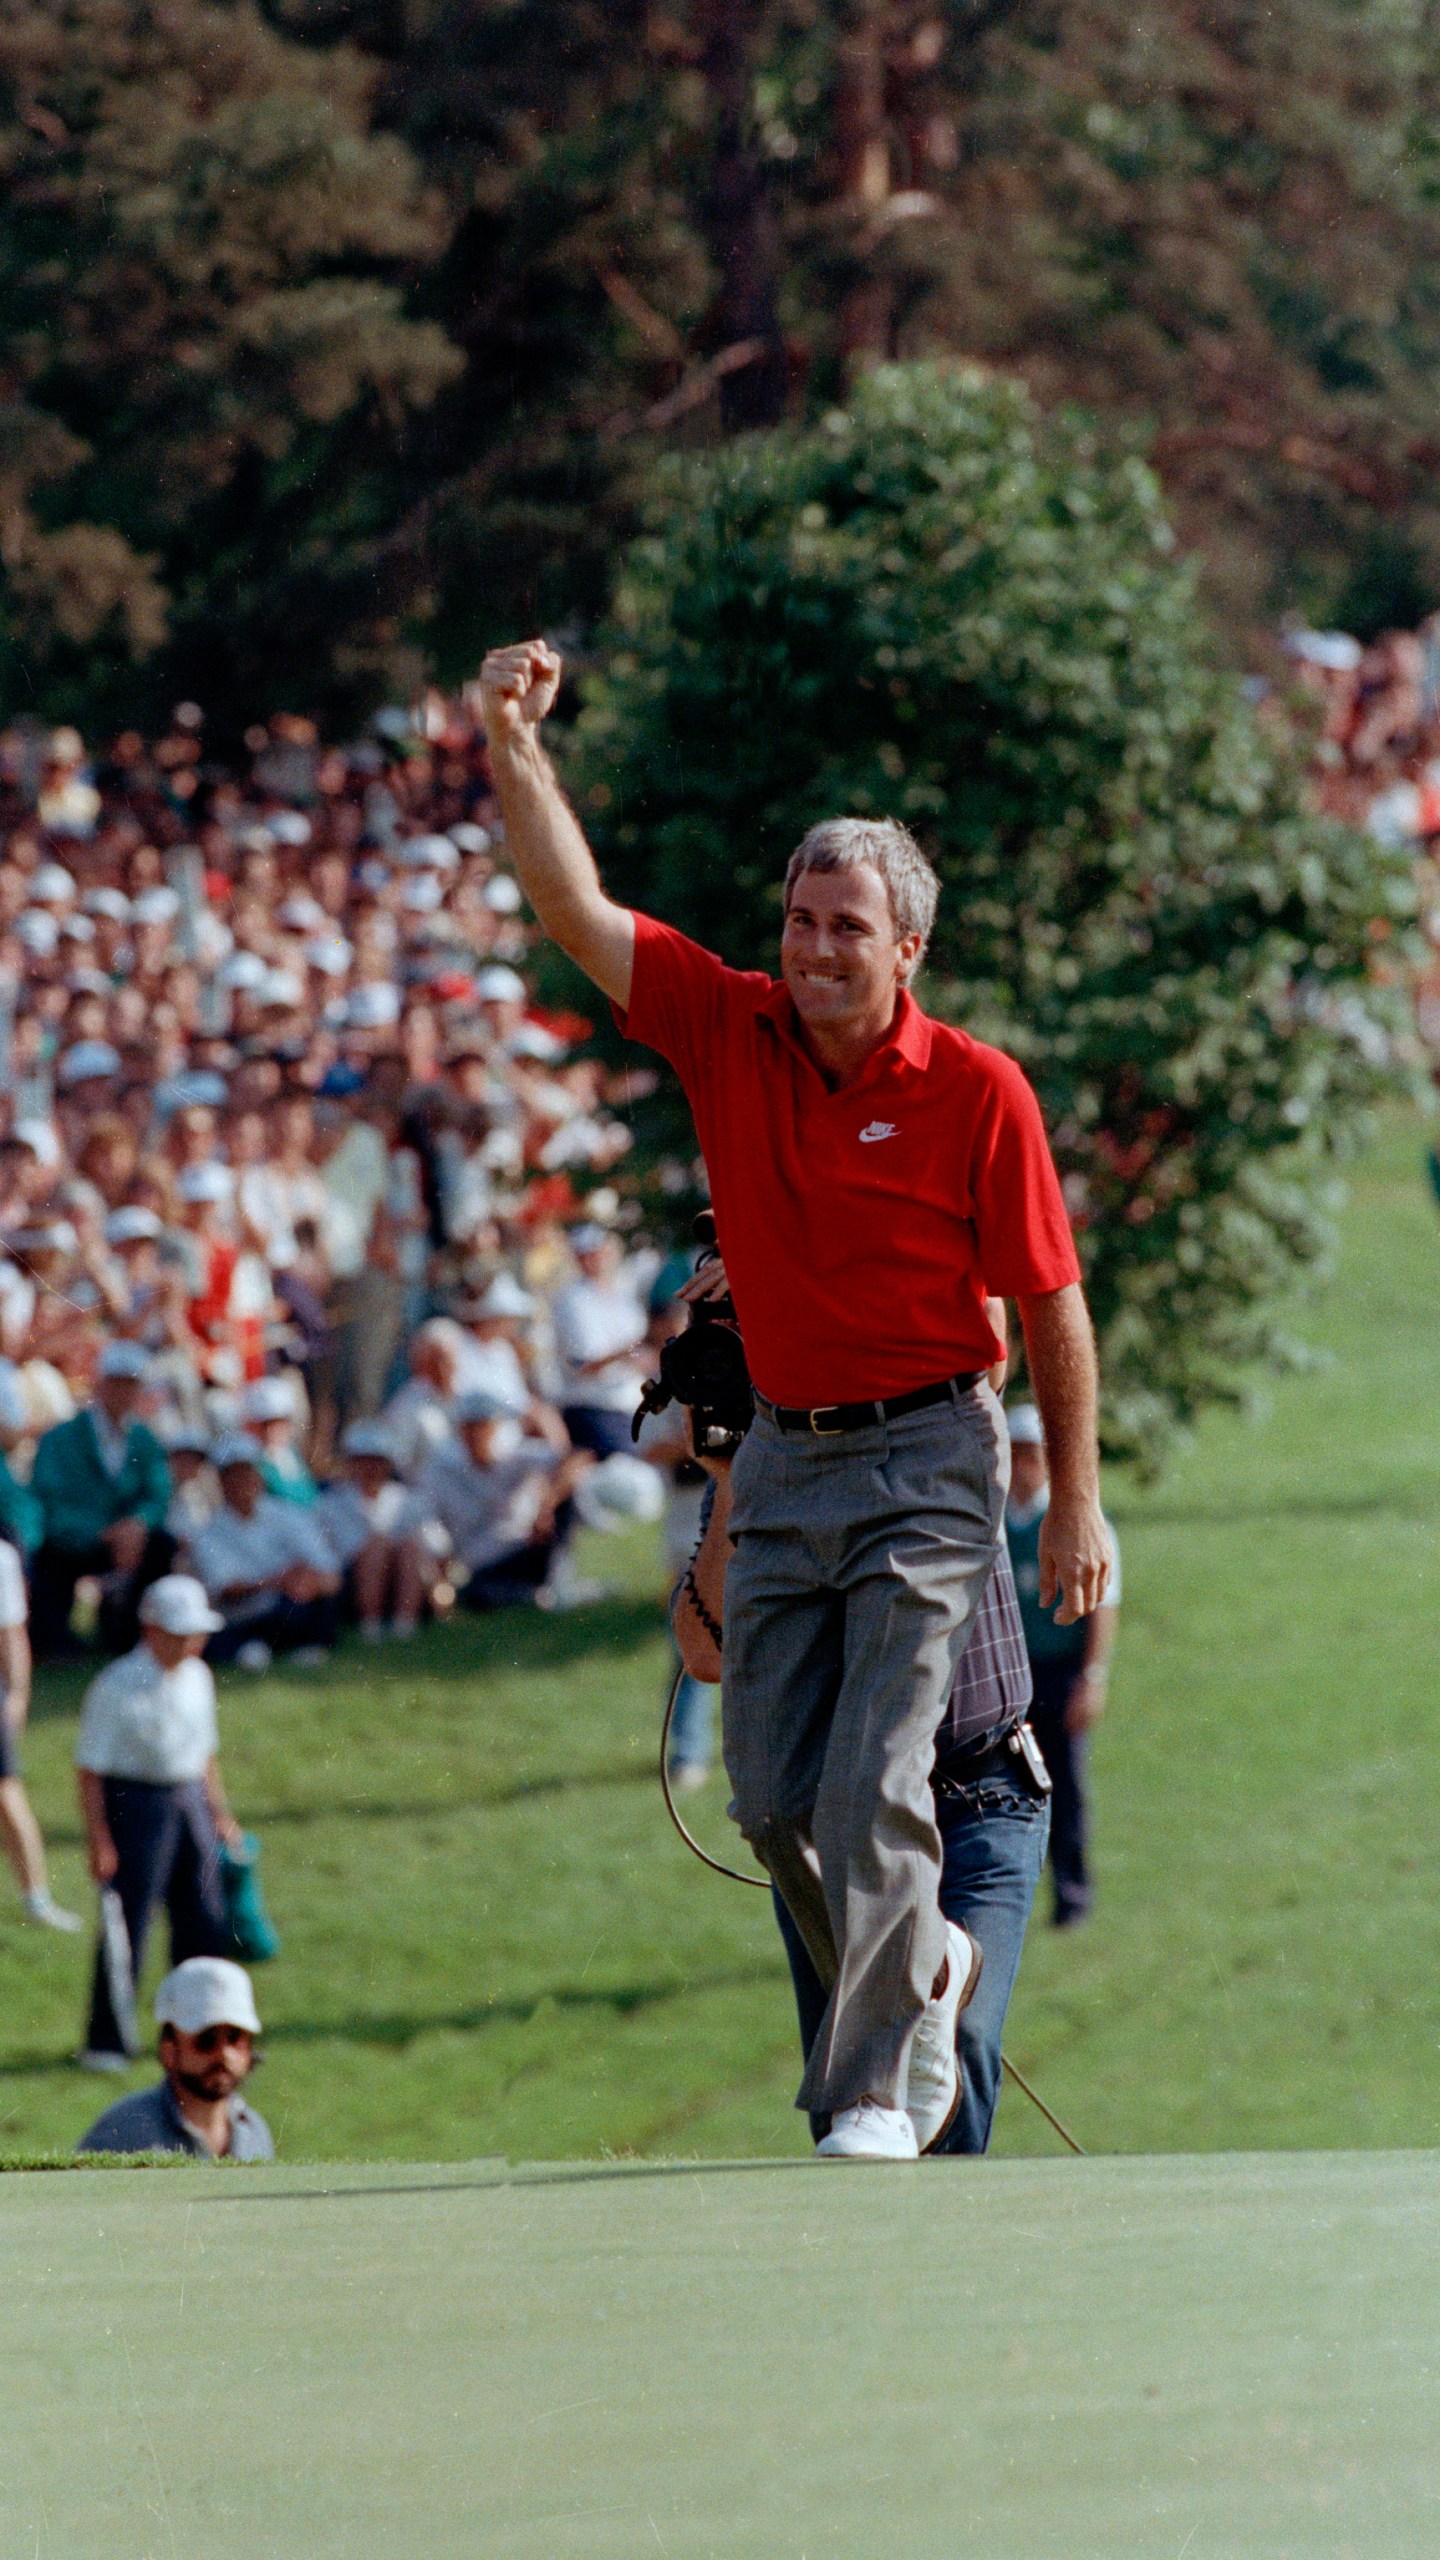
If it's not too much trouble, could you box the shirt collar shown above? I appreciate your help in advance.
[1006,1486,1050,1529]
[755,979,934,1076]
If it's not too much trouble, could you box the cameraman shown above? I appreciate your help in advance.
[480,640,1108,2160]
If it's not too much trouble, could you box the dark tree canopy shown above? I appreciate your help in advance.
[573,363,1413,1464]
[0,0,457,729]
[11,0,1440,719]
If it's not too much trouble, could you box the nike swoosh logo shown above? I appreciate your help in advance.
[858,1123,899,1143]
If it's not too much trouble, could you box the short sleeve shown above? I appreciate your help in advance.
[967,1051,1081,1297]
[75,1663,120,1771]
[612,913,766,1092]
[0,1541,26,1629]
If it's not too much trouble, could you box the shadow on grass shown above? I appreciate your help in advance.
[191,2157,819,2204]
[27,1593,672,1725]
[0,1958,791,2080]
[28,1755,662,1857]
[1108,1485,1440,1530]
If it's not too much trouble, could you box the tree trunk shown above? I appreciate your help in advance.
[835,0,892,370]
[696,0,790,429]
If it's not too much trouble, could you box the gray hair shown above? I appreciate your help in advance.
[784,819,939,976]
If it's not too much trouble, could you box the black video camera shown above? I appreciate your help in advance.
[632,1212,753,1461]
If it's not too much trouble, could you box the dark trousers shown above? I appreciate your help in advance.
[205,1592,341,1665]
[31,1529,174,1660]
[561,1405,635,1459]
[459,1536,556,1612]
[86,1777,228,2058]
[1027,1659,1091,1923]
[776,1773,1049,2153]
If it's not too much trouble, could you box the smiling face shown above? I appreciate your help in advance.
[780,862,922,1043]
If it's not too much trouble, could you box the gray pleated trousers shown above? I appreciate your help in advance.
[723,1382,1008,2116]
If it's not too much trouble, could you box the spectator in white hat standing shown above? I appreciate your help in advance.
[29,1340,174,1659]
[74,1576,240,2070]
[76,1956,274,2158]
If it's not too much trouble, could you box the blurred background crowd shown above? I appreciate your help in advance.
[0,687,711,1712]
[0,620,1436,1706]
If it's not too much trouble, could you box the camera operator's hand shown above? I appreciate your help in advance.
[678,1254,732,1309]
[690,1428,734,1483]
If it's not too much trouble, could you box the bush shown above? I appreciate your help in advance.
[573,363,1415,1466]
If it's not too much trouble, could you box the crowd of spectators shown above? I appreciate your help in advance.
[1280,616,1440,1066]
[0,695,695,1722]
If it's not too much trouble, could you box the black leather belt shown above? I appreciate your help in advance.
[933,1719,1052,1801]
[757,1370,985,1436]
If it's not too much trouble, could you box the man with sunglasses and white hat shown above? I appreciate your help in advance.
[77,1956,273,2160]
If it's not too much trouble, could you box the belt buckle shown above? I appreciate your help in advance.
[809,1405,845,1435]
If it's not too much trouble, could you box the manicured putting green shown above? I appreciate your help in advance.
[4,2147,1434,2557]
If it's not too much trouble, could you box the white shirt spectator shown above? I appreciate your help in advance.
[551,1273,647,1413]
[321,1121,388,1278]
[188,1495,338,1617]
[314,1477,411,1570]
[379,1374,456,1481]
[411,1433,560,1574]
[75,1646,219,1786]
[239,1161,328,1271]
[451,1331,530,1417]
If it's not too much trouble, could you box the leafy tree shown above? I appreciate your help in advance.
[276,0,1440,663]
[0,0,459,728]
[574,363,1414,1465]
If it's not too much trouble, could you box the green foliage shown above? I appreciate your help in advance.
[575,363,1415,1464]
[0,0,459,726]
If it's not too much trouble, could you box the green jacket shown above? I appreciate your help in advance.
[0,1452,42,1556]
[31,1410,171,1553]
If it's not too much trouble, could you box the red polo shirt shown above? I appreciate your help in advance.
[616,914,1080,1407]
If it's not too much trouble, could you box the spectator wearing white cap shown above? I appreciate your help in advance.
[186,1437,341,1669]
[74,1575,239,2068]
[551,1224,649,1458]
[315,1422,434,1640]
[240,1374,318,1506]
[379,1317,463,1480]
[29,1341,174,1659]
[1003,1404,1121,1928]
[411,1389,593,1611]
[0,1526,82,1932]
[77,1956,273,2158]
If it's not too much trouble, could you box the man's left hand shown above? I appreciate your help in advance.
[1038,1490,1111,1625]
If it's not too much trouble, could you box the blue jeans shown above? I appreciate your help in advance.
[774,1774,1049,2153]
[667,1655,716,1774]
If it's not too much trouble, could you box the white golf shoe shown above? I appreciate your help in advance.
[906,1920,983,2153]
[815,2099,919,2160]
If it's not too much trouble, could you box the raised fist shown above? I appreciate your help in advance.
[477,640,562,742]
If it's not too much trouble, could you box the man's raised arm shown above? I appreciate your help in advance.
[477,640,635,1007]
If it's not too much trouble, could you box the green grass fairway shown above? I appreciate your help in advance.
[2,1112,1440,2162]
[5,2149,1437,2558]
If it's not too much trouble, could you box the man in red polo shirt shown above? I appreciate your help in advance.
[480,639,1110,2159]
